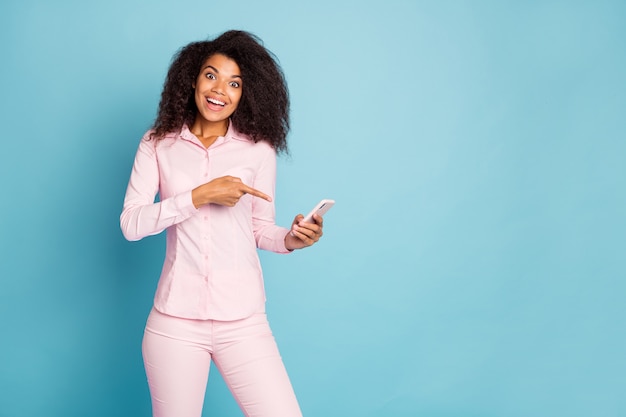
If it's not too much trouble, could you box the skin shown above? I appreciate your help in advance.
[189,54,323,250]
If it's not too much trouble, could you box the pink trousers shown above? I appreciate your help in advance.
[142,308,303,417]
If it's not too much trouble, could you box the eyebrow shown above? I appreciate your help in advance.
[204,65,242,79]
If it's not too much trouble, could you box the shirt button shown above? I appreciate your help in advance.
[204,255,209,260]
[204,216,208,221]
[203,172,209,177]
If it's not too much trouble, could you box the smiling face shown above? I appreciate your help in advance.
[192,53,243,131]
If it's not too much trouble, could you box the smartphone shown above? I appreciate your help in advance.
[301,199,335,223]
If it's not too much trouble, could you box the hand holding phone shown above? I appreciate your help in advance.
[288,199,335,242]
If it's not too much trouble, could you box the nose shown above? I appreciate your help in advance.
[211,81,226,95]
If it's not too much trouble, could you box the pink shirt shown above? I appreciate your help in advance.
[120,123,290,320]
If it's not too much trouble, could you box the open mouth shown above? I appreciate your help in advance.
[207,97,226,106]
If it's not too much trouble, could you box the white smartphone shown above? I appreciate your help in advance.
[301,199,335,223]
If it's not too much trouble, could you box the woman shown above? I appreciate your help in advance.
[120,30,323,417]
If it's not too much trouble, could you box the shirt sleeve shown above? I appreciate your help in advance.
[120,136,198,241]
[251,145,291,254]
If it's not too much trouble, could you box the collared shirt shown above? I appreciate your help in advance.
[120,123,290,320]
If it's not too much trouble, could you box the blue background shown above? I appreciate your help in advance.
[1,1,624,416]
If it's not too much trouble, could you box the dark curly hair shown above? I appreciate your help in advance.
[150,30,290,153]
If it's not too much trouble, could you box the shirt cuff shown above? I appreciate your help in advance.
[175,190,199,218]
[260,225,292,254]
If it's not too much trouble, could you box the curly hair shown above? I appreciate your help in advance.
[150,30,290,153]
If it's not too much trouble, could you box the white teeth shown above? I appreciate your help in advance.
[207,97,225,106]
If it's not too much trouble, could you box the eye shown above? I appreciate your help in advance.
[205,73,216,80]
[229,81,240,88]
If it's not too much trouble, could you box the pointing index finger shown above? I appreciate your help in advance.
[242,184,272,202]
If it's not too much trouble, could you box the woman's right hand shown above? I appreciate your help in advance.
[191,176,271,208]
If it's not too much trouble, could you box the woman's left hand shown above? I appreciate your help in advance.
[284,214,324,251]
